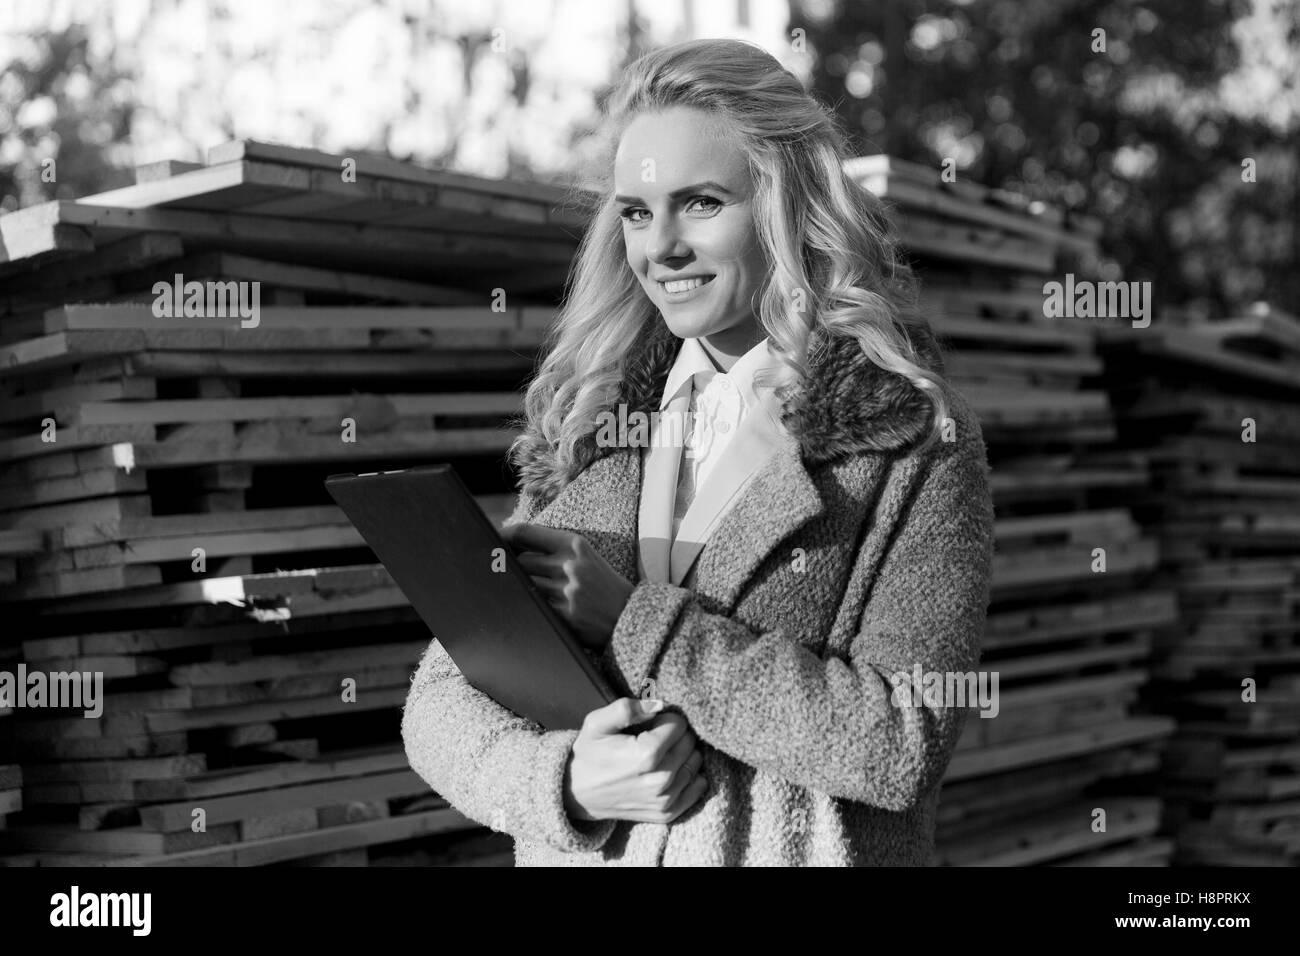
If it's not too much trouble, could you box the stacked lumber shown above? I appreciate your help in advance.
[0,139,575,865]
[851,156,1179,865]
[1098,304,1300,866]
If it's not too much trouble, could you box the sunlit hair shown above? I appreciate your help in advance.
[507,37,952,498]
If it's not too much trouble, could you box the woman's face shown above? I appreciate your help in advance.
[614,106,768,355]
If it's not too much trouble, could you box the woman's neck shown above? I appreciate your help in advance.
[700,320,766,372]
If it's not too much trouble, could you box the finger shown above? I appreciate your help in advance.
[636,711,690,754]
[662,773,710,822]
[515,552,559,578]
[505,523,575,554]
[662,749,705,802]
[532,577,564,598]
[583,697,663,736]
[655,726,698,775]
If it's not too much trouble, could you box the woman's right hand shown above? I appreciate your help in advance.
[562,697,709,825]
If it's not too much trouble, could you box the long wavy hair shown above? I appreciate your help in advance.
[507,38,952,499]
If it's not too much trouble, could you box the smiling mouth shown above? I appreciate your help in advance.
[659,275,716,293]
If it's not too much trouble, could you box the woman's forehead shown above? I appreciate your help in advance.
[613,109,750,194]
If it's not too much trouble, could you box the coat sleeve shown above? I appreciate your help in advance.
[400,488,618,852]
[602,415,996,812]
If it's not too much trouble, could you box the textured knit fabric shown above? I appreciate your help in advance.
[401,318,996,866]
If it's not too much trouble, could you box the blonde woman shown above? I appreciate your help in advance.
[401,37,995,866]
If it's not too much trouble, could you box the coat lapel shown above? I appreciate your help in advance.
[689,431,826,612]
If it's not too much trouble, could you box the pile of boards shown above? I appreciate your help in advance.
[0,140,580,865]
[850,156,1179,865]
[1097,306,1300,865]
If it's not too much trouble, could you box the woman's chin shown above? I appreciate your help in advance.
[659,313,725,340]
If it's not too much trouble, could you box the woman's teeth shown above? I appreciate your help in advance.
[662,276,713,293]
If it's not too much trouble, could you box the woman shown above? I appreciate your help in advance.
[401,37,995,866]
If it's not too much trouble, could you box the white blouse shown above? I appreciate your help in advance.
[636,336,792,585]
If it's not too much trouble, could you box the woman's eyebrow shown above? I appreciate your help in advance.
[614,181,734,204]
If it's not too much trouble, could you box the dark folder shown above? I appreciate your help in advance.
[326,464,617,731]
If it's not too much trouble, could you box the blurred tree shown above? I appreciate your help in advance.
[0,21,135,212]
[791,0,1300,318]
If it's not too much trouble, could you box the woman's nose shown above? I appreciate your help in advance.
[645,216,688,263]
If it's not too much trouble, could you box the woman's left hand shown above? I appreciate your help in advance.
[501,523,636,651]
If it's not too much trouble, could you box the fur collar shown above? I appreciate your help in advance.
[515,318,946,507]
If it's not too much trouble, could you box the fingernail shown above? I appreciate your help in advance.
[644,699,664,712]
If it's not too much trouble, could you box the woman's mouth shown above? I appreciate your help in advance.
[659,275,716,299]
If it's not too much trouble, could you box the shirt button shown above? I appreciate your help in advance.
[717,421,732,434]
[719,379,733,392]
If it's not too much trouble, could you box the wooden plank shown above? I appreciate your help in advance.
[943,798,1161,866]
[205,139,576,211]
[0,494,152,530]
[0,563,162,600]
[0,822,240,855]
[0,528,43,556]
[168,641,426,686]
[899,211,1057,272]
[134,250,486,305]
[140,769,427,832]
[995,508,1139,544]
[0,211,95,267]
[119,349,537,379]
[134,685,409,733]
[35,524,361,570]
[0,468,147,511]
[1111,326,1300,391]
[85,159,310,210]
[135,746,408,801]
[18,754,206,784]
[121,807,476,867]
[13,731,188,761]
[989,635,1150,681]
[114,423,516,469]
[857,172,1096,255]
[0,233,183,296]
[992,539,1160,589]
[0,326,546,378]
[27,200,578,268]
[63,391,522,427]
[191,665,412,708]
[134,160,204,184]
[984,591,1178,649]
[55,504,346,548]
[0,423,154,462]
[87,158,572,241]
[945,716,1176,781]
[0,377,157,427]
[46,303,553,333]
[929,313,1094,350]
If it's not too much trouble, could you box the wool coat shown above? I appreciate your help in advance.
[401,317,996,866]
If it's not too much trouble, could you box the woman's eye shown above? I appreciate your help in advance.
[619,207,649,224]
[687,196,722,214]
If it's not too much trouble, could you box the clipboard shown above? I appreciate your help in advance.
[326,464,618,730]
